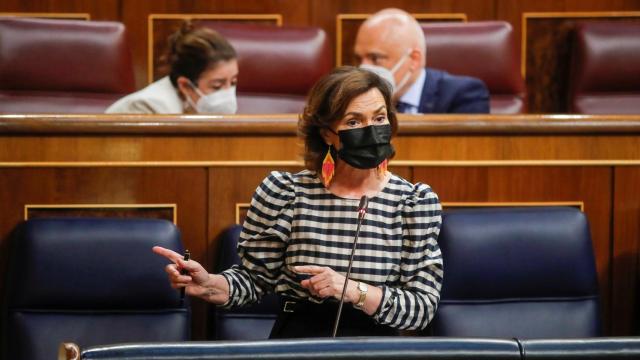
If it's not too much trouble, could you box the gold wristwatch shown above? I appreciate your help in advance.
[355,281,368,308]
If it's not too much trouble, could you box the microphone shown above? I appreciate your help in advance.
[357,195,369,220]
[332,195,369,337]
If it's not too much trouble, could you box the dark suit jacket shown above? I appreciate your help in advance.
[416,67,490,114]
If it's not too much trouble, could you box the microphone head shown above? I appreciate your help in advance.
[358,195,369,215]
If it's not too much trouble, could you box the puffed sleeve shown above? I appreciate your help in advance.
[219,171,294,308]
[373,183,443,330]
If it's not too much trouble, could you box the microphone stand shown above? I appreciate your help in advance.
[332,196,368,337]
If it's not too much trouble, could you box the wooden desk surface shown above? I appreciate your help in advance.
[1,114,640,163]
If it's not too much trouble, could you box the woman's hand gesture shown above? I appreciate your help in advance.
[294,265,358,303]
[153,246,229,305]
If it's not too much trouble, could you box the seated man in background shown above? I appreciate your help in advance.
[355,8,489,114]
[106,22,238,114]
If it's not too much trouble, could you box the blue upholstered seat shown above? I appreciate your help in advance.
[431,207,601,338]
[211,225,278,340]
[2,218,189,360]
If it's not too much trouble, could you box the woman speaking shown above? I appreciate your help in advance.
[154,66,443,337]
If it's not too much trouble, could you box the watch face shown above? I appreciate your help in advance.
[355,281,367,308]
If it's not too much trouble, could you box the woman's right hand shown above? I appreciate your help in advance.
[152,246,230,305]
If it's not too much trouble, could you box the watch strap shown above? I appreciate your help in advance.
[355,281,367,308]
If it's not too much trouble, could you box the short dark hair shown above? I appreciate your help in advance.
[167,21,237,86]
[299,66,398,174]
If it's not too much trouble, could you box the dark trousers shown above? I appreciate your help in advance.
[269,297,399,339]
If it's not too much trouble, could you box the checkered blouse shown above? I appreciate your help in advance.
[221,170,443,330]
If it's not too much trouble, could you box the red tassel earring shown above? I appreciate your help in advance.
[321,145,335,187]
[377,158,388,177]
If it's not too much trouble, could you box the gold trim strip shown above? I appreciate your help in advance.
[0,12,91,20]
[235,202,251,224]
[337,13,467,21]
[24,203,178,225]
[521,11,640,77]
[443,201,584,212]
[148,14,283,23]
[336,13,467,66]
[147,13,154,87]
[2,160,640,168]
[147,13,283,84]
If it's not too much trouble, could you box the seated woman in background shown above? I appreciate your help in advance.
[106,22,238,114]
[154,66,443,338]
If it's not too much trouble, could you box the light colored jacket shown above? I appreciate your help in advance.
[105,76,184,114]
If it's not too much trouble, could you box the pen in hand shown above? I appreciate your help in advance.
[180,249,190,306]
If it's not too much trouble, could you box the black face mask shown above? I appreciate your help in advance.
[335,124,394,169]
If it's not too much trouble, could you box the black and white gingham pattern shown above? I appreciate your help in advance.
[221,170,443,330]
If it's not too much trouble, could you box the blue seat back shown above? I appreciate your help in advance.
[2,218,190,360]
[431,207,601,338]
[212,225,278,340]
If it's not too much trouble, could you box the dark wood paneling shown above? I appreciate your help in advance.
[493,0,640,113]
[413,166,613,333]
[0,167,209,339]
[0,0,119,20]
[5,132,640,162]
[494,0,640,59]
[612,166,640,335]
[26,206,175,222]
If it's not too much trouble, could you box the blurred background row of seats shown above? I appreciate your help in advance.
[2,16,637,115]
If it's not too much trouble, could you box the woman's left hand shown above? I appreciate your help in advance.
[294,265,357,302]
